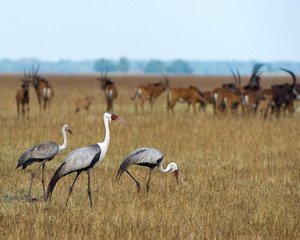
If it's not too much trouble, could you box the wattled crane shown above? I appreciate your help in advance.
[46,112,127,207]
[17,124,73,199]
[116,148,179,193]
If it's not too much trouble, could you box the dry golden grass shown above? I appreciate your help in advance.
[0,74,299,239]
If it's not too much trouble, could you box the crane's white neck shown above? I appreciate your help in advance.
[97,116,110,160]
[158,162,173,173]
[59,127,68,152]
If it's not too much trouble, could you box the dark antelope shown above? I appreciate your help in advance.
[97,72,118,111]
[268,68,300,118]
[16,71,32,116]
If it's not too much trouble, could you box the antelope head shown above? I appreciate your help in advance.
[97,71,114,90]
[21,70,32,90]
[229,67,241,88]
[31,65,42,88]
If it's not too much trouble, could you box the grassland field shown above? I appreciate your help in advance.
[0,74,299,239]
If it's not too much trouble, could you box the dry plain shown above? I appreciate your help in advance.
[0,74,299,239]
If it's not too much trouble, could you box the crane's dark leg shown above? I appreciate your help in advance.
[27,160,47,198]
[41,163,46,199]
[65,171,81,207]
[126,170,140,192]
[146,168,154,194]
[87,168,93,208]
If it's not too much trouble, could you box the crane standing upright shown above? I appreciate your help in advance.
[46,112,127,207]
[17,124,73,199]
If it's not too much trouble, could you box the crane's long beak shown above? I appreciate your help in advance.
[68,129,73,135]
[173,170,179,184]
[115,116,127,124]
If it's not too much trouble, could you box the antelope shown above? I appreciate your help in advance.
[213,64,264,116]
[212,69,243,115]
[241,63,265,115]
[16,71,32,116]
[131,76,169,112]
[31,67,54,111]
[269,68,300,118]
[75,96,94,113]
[97,72,118,111]
[199,91,214,112]
[167,86,208,114]
[256,90,274,119]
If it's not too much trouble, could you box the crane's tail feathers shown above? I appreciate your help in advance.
[46,164,64,200]
[116,158,131,181]
[116,167,124,181]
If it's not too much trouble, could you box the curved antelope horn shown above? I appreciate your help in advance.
[280,68,296,86]
[252,63,263,75]
[249,63,264,83]
[237,68,241,86]
[229,68,238,85]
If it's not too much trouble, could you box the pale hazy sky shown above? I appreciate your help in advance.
[1,0,299,61]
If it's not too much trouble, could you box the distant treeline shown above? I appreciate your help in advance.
[0,57,299,75]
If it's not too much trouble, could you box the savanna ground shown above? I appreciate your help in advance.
[0,74,299,239]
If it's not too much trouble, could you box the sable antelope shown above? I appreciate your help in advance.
[242,64,265,115]
[243,63,264,91]
[97,72,118,111]
[212,70,242,115]
[167,86,207,114]
[46,112,127,208]
[31,67,54,111]
[213,64,264,116]
[269,68,300,117]
[116,148,179,193]
[131,76,169,112]
[16,71,32,116]
[75,96,94,113]
[17,124,72,199]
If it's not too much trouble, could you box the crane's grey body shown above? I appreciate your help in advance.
[117,148,164,178]
[16,124,72,199]
[116,147,179,193]
[17,142,60,169]
[52,144,101,177]
[46,144,102,207]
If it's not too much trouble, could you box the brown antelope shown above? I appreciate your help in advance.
[199,91,214,112]
[97,72,118,111]
[75,96,94,113]
[31,67,54,111]
[167,86,208,114]
[212,70,242,115]
[16,71,32,116]
[241,64,265,115]
[213,64,264,116]
[215,88,243,115]
[131,76,169,112]
[256,91,274,119]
